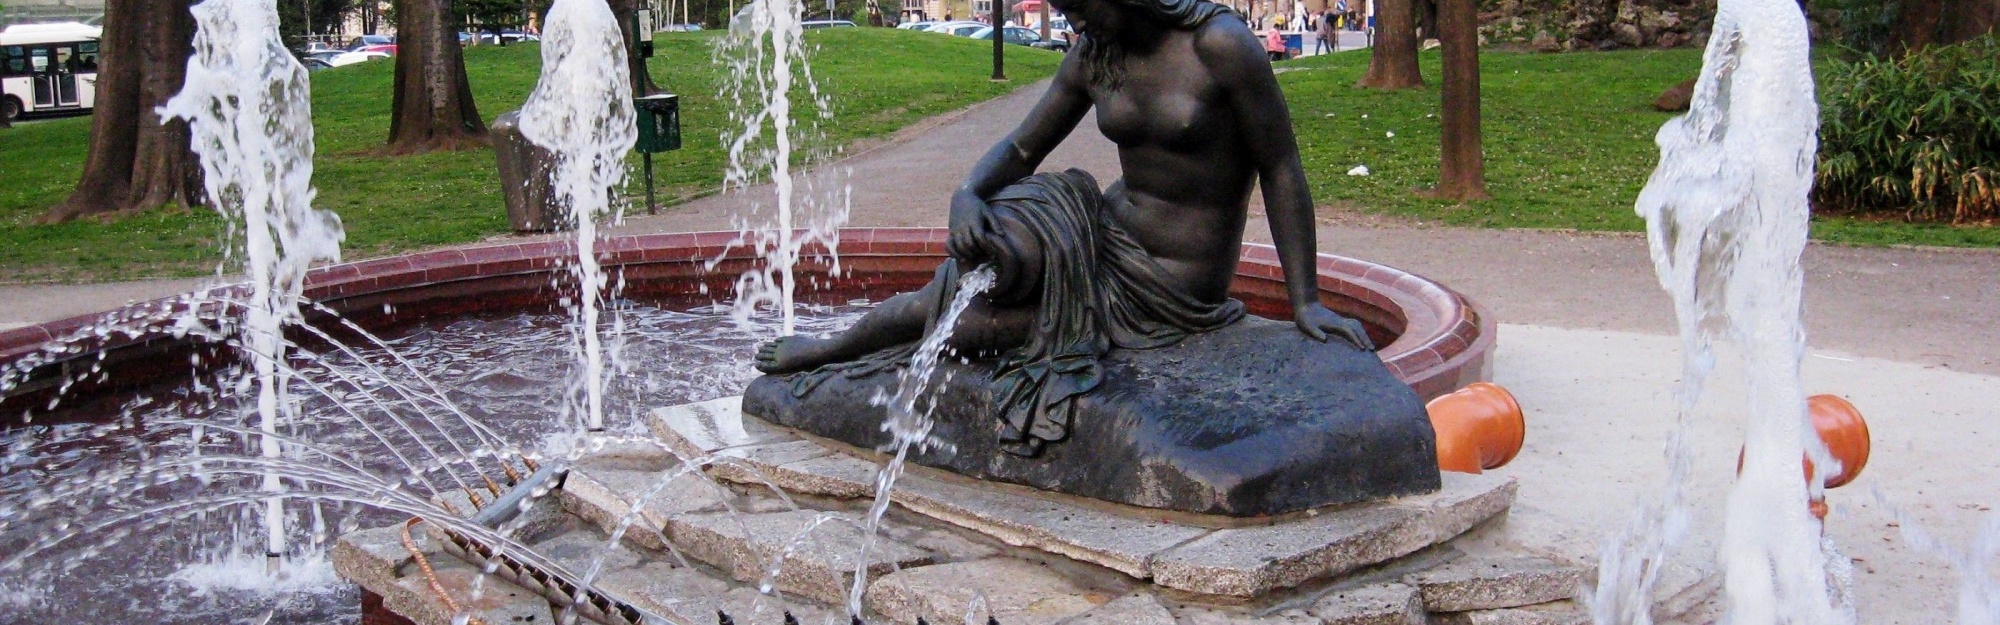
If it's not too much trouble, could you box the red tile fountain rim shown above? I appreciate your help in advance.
[0,227,1493,403]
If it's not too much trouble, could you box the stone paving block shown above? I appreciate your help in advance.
[649,397,794,459]
[767,451,880,498]
[1446,503,1714,623]
[531,529,646,580]
[333,525,418,596]
[712,438,836,482]
[382,556,555,625]
[667,509,936,606]
[888,473,1211,578]
[593,561,733,625]
[1150,473,1516,596]
[1404,556,1584,612]
[719,587,845,625]
[1058,593,1176,625]
[1427,600,1589,625]
[866,559,1108,625]
[1182,606,1324,624]
[1310,583,1426,625]
[560,461,731,551]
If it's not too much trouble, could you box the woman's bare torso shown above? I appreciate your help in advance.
[1088,26,1257,305]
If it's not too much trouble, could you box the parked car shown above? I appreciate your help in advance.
[801,19,857,28]
[346,35,394,51]
[970,25,1052,48]
[326,50,389,67]
[302,57,334,72]
[924,20,988,36]
[896,20,936,30]
[305,49,346,64]
[359,43,397,55]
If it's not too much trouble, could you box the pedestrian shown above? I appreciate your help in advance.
[1315,8,1335,53]
[1265,25,1286,61]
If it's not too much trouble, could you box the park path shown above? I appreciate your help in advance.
[0,76,1996,621]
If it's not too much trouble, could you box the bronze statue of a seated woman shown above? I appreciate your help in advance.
[756,0,1376,448]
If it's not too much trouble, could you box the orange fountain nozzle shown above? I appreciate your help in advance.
[1426,382,1526,474]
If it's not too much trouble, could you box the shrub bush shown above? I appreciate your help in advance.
[1816,34,2000,223]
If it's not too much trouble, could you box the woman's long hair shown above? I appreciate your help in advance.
[1077,0,1234,89]
[1080,0,1232,89]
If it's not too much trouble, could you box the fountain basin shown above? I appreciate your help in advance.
[0,228,1493,422]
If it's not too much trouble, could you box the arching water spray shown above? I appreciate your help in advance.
[161,0,345,563]
[1589,0,1850,622]
[518,0,638,432]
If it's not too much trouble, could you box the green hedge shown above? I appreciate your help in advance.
[1816,34,2000,223]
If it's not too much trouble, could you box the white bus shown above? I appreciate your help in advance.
[1,22,102,122]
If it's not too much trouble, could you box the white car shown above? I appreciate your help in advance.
[925,21,989,37]
[326,51,390,67]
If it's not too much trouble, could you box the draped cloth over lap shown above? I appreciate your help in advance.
[784,168,1244,456]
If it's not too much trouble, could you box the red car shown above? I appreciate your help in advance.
[360,44,397,56]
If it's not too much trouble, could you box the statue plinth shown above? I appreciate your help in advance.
[743,315,1441,517]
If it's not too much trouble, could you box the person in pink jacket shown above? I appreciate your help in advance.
[1265,26,1286,61]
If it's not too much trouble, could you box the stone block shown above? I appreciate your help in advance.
[1059,593,1176,625]
[666,509,936,605]
[865,559,1107,625]
[381,556,555,625]
[593,561,733,625]
[1428,600,1589,625]
[1150,473,1515,596]
[560,461,731,551]
[889,472,1211,578]
[333,525,419,596]
[1310,583,1426,625]
[746,316,1441,516]
[1404,556,1583,612]
[719,587,844,625]
[649,397,793,459]
[1182,607,1323,624]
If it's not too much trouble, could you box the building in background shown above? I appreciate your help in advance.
[1,0,103,27]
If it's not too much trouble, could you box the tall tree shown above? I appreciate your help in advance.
[1357,0,1422,89]
[42,0,203,222]
[1890,0,1998,54]
[1428,0,1485,200]
[385,0,487,153]
[607,0,660,96]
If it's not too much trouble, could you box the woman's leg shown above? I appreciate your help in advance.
[754,265,1036,373]
[755,279,941,373]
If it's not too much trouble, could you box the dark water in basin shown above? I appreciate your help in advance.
[0,301,869,624]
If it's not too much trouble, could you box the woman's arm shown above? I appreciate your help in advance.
[1197,17,1373,349]
[948,48,1096,261]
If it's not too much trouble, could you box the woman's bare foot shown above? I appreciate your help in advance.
[754,335,846,374]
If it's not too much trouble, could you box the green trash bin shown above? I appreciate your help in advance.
[634,94,681,154]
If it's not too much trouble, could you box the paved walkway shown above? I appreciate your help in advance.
[3,78,1996,621]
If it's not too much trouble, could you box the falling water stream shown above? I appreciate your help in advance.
[716,0,851,336]
[845,265,996,617]
[518,0,638,434]
[159,0,346,568]
[1590,0,1847,622]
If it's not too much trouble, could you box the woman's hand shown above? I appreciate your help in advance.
[1294,302,1375,351]
[948,189,992,263]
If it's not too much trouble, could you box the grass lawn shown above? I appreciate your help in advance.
[1276,47,2000,247]
[0,28,1063,283]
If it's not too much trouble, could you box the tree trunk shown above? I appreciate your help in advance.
[42,0,203,223]
[1429,0,1486,200]
[608,0,660,97]
[385,0,487,153]
[1415,0,1436,40]
[1357,0,1422,89]
[1941,0,1999,43]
